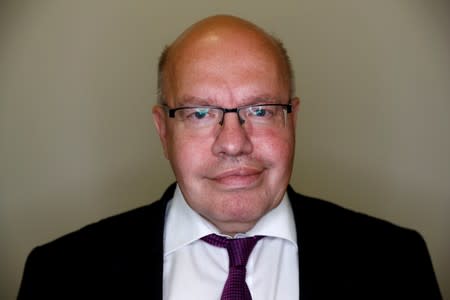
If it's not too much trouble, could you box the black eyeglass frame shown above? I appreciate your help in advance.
[163,103,292,126]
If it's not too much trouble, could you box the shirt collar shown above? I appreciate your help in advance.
[163,185,297,256]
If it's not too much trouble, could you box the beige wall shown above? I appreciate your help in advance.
[1,0,449,298]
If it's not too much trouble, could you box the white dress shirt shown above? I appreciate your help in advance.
[163,185,299,300]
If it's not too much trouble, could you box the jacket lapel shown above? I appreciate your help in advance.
[288,186,336,300]
[135,183,176,299]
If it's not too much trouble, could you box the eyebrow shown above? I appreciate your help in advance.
[176,94,283,107]
[176,96,211,106]
[249,95,282,104]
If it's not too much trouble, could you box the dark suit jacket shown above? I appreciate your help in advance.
[17,183,442,299]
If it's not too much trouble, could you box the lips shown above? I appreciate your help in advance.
[210,167,264,188]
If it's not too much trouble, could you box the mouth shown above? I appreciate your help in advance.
[209,167,264,188]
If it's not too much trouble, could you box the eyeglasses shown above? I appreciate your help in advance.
[163,103,292,130]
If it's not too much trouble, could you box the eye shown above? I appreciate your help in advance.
[248,106,274,118]
[182,108,221,124]
[192,108,209,119]
[253,108,267,117]
[182,108,210,120]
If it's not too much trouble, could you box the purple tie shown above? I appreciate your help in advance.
[201,234,263,300]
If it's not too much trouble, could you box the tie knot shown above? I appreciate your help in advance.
[201,234,263,267]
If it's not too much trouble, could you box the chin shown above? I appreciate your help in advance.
[218,196,270,220]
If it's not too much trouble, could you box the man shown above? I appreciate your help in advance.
[18,15,441,299]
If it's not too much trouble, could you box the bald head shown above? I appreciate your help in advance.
[157,15,294,104]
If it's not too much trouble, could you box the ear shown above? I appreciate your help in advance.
[290,97,301,126]
[152,105,170,159]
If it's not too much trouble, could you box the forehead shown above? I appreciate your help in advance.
[164,27,289,106]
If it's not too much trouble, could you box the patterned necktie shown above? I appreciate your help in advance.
[201,234,263,300]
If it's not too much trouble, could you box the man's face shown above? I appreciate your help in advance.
[153,27,299,235]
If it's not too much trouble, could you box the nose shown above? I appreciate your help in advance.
[211,112,253,157]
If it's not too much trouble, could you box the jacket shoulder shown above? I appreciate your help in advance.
[18,183,176,299]
[41,198,166,251]
[287,185,415,238]
[287,186,442,299]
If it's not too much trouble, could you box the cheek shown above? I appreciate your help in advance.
[252,130,295,165]
[167,132,213,173]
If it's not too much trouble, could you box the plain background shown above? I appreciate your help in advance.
[1,0,449,299]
